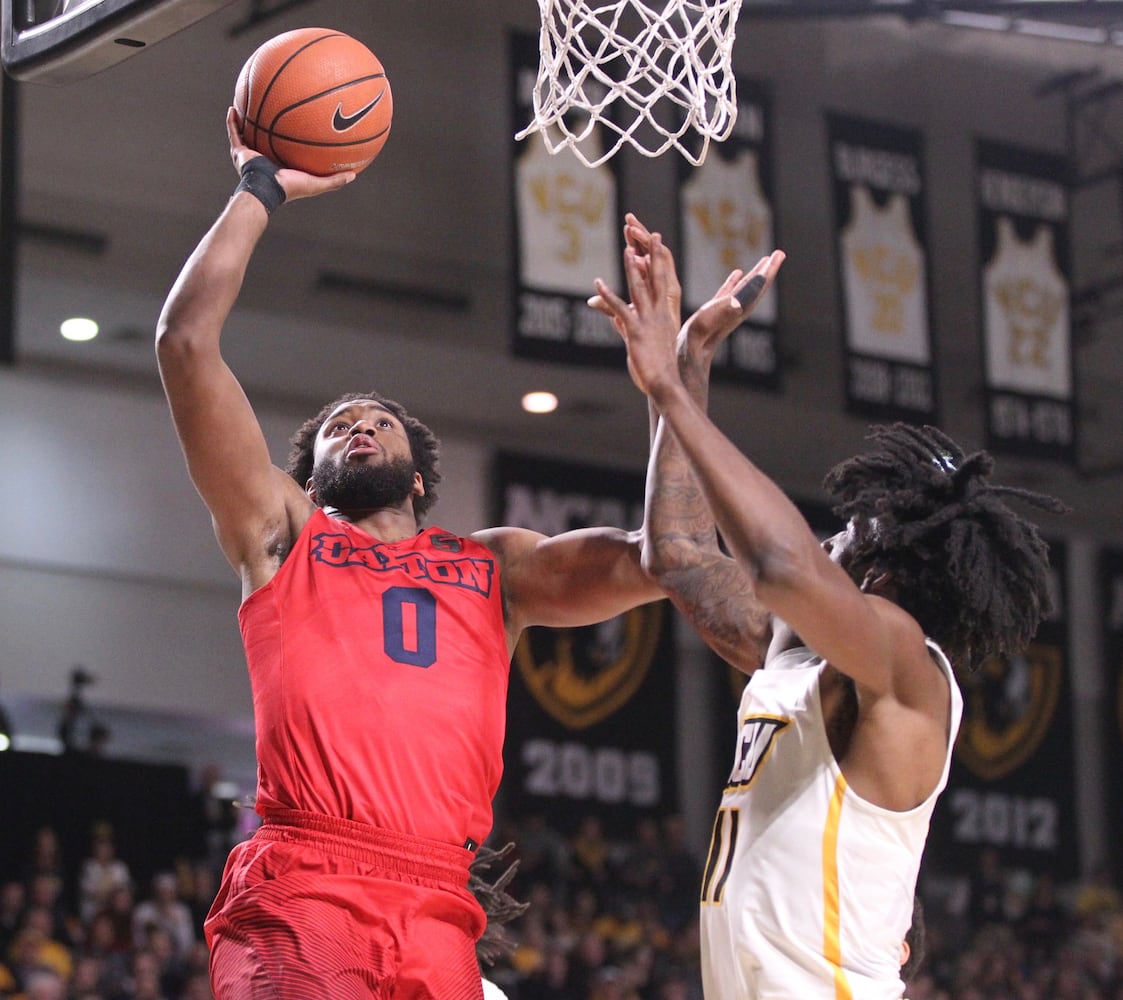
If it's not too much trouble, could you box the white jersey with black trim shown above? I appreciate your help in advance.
[700,640,962,1000]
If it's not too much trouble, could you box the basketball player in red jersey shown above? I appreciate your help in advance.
[155,112,664,1000]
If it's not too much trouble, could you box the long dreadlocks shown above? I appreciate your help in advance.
[821,423,1067,672]
[469,843,529,968]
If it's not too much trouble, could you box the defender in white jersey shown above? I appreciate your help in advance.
[591,215,1065,1000]
[701,641,961,998]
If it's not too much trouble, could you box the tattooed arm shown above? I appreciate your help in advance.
[594,215,782,674]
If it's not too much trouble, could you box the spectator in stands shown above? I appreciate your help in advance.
[116,947,169,1000]
[178,866,213,943]
[186,766,238,878]
[568,927,610,997]
[139,926,188,1000]
[0,882,26,958]
[966,847,1009,933]
[656,815,701,935]
[518,943,570,1000]
[21,829,65,893]
[502,815,567,898]
[25,875,71,948]
[21,968,66,1000]
[78,826,131,925]
[1076,865,1123,924]
[77,909,131,998]
[69,953,106,999]
[6,905,73,987]
[1018,871,1069,962]
[569,815,612,893]
[617,817,663,906]
[130,875,193,962]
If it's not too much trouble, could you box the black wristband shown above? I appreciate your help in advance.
[234,156,286,215]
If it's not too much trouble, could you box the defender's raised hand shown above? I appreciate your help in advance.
[591,229,683,398]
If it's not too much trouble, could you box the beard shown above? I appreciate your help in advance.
[312,454,418,513]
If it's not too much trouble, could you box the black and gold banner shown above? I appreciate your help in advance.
[928,540,1077,878]
[828,113,937,421]
[509,31,624,368]
[676,77,781,389]
[494,453,677,835]
[1098,547,1123,883]
[976,140,1074,462]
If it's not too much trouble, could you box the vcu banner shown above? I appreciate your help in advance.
[677,77,781,389]
[510,31,624,368]
[1098,548,1123,883]
[976,140,1074,462]
[827,113,937,421]
[927,541,1077,878]
[494,453,677,834]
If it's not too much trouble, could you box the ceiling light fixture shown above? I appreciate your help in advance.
[522,391,559,414]
[60,317,99,342]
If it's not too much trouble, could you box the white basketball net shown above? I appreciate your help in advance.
[516,0,744,168]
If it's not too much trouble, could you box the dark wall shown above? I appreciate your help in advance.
[0,750,199,898]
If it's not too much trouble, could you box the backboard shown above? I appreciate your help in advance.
[2,0,235,84]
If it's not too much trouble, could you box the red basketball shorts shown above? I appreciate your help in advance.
[205,810,486,999]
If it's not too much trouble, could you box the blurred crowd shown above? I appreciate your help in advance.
[4,784,1123,1000]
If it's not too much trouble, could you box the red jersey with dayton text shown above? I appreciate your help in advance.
[238,508,509,849]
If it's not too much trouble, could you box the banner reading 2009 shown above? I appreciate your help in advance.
[495,453,677,835]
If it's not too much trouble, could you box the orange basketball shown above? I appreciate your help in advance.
[234,28,392,176]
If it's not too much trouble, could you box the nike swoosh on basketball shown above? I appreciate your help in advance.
[332,95,383,132]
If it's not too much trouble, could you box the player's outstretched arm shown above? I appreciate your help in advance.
[595,235,919,694]
[474,524,663,653]
[590,216,781,674]
[155,111,354,578]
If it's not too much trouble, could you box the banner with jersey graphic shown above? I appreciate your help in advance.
[976,140,1074,462]
[827,113,937,421]
[494,453,677,836]
[676,77,781,389]
[1097,547,1123,883]
[927,540,1077,878]
[510,31,625,368]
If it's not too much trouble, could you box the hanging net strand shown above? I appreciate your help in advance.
[516,0,745,167]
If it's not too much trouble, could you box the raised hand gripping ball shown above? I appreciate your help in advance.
[234,27,392,176]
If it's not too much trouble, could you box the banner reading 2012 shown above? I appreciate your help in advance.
[927,541,1077,878]
[495,453,678,835]
[828,113,937,421]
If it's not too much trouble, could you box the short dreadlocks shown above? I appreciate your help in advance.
[285,391,442,522]
[822,423,1067,672]
[469,843,529,968]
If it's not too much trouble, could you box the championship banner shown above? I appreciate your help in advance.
[827,113,937,421]
[510,31,625,368]
[976,140,1074,462]
[927,540,1078,879]
[1098,547,1123,883]
[494,453,678,834]
[677,77,781,389]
